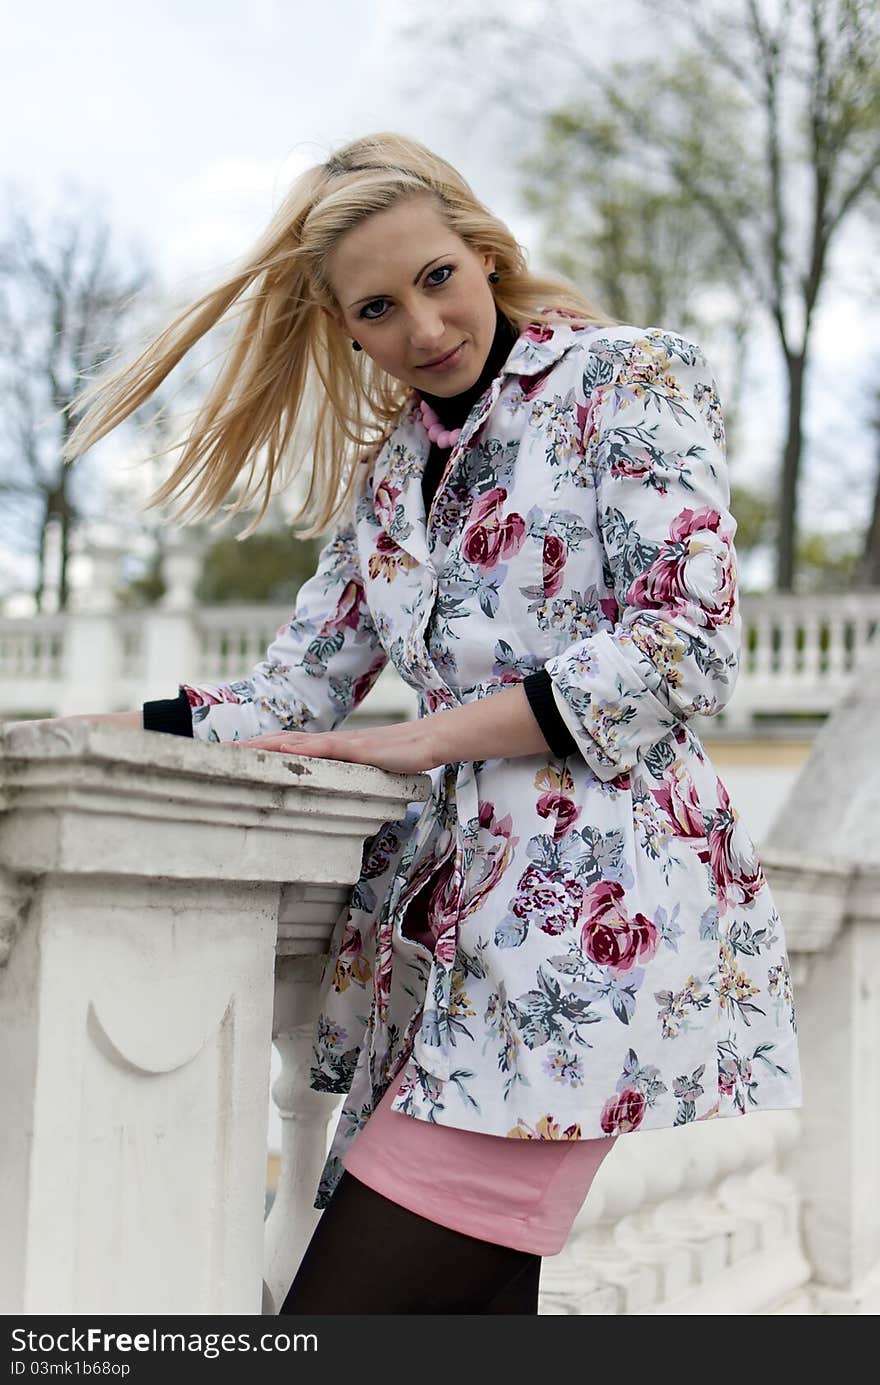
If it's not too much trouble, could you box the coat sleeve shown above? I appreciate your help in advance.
[182,503,389,743]
[543,330,741,782]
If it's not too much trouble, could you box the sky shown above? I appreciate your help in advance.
[4,1,536,288]
[3,0,879,601]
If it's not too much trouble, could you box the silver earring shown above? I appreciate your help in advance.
[351,340,362,351]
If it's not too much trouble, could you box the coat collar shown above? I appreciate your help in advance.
[369,315,587,572]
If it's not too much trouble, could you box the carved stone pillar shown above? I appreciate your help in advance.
[262,882,358,1312]
[0,721,427,1314]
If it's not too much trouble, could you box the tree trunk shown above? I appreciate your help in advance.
[59,478,73,613]
[860,426,880,589]
[34,502,49,614]
[776,350,806,592]
[59,513,71,611]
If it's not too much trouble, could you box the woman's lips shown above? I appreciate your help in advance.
[419,342,465,372]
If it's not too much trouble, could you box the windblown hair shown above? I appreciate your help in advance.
[63,131,616,538]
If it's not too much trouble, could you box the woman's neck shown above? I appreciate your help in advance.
[417,307,519,431]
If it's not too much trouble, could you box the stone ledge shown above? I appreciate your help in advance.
[0,719,430,805]
[0,721,431,907]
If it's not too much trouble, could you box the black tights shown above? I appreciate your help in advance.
[279,1171,542,1315]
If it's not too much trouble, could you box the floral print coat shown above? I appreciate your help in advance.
[184,316,803,1209]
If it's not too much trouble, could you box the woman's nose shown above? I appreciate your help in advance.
[407,308,446,349]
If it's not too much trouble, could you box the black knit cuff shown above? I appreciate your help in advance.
[142,687,194,738]
[522,670,578,759]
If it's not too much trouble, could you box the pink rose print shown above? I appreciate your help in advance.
[542,533,568,597]
[423,688,457,714]
[627,507,736,630]
[522,364,556,402]
[404,832,471,957]
[600,1086,646,1134]
[599,593,621,625]
[576,391,604,444]
[651,763,706,841]
[719,1063,736,1097]
[185,684,247,710]
[320,577,364,635]
[468,488,509,529]
[461,487,527,574]
[579,879,659,972]
[374,478,401,530]
[536,790,580,841]
[523,323,553,344]
[512,865,584,935]
[611,449,655,483]
[352,654,387,705]
[709,780,766,909]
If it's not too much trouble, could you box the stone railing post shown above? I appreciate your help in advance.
[263,942,342,1314]
[0,722,427,1315]
[760,631,880,1314]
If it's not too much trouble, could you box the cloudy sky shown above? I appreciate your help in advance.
[5,2,540,287]
[3,0,879,598]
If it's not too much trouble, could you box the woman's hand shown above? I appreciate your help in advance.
[229,718,438,776]
[228,683,550,775]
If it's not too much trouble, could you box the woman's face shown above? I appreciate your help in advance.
[323,195,498,396]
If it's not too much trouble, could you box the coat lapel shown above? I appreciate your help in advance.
[369,318,585,572]
[369,397,433,571]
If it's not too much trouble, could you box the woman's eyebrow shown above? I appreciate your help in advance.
[347,253,456,309]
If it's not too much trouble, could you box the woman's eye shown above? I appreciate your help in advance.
[426,264,454,287]
[359,264,455,321]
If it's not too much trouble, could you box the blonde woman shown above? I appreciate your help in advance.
[59,132,802,1315]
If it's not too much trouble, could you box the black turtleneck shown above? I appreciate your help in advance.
[417,305,519,517]
[143,306,577,760]
[416,307,576,760]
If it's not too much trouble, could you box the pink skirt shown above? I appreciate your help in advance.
[342,1066,617,1256]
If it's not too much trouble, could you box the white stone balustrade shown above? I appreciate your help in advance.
[725,591,880,730]
[2,591,878,730]
[539,1108,810,1314]
[0,721,428,1315]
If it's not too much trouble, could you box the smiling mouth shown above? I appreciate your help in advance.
[420,342,464,367]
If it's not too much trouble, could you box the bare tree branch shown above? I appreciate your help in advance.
[0,192,154,609]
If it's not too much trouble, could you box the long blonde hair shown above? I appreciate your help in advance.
[63,131,616,538]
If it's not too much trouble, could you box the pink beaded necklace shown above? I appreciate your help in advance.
[418,396,461,451]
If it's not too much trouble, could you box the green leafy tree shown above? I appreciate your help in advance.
[518,96,754,461]
[730,484,776,554]
[196,529,321,607]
